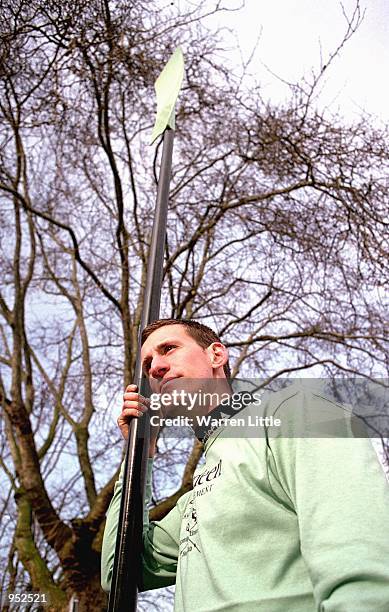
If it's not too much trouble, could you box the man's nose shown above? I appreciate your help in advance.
[149,355,169,379]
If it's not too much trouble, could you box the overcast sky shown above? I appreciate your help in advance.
[206,0,389,122]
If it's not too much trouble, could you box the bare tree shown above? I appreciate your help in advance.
[0,0,387,610]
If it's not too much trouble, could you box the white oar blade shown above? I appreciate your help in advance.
[150,47,185,144]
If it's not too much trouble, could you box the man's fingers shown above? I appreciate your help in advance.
[123,391,149,403]
[126,383,138,391]
[122,398,150,413]
[121,401,147,413]
[118,407,144,420]
[118,384,152,440]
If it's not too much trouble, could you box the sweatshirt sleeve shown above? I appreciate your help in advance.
[101,459,180,593]
[268,391,389,611]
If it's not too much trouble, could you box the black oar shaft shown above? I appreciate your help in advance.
[141,128,174,326]
[107,127,174,612]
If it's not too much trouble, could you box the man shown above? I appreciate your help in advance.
[101,319,389,611]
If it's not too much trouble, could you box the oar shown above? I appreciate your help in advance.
[107,47,185,612]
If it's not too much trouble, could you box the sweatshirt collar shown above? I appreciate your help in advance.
[192,392,248,445]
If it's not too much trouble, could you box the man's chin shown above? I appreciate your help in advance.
[160,377,181,394]
[159,378,198,417]
[161,405,187,419]
[155,377,230,416]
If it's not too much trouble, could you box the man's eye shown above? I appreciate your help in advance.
[164,345,176,353]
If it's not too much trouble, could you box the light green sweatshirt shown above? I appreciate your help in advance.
[101,387,389,611]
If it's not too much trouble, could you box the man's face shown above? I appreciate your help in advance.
[141,324,224,395]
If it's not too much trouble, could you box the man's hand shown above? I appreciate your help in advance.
[117,384,159,457]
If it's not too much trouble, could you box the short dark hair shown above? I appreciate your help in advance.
[141,318,231,379]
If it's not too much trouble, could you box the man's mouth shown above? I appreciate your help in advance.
[160,377,178,393]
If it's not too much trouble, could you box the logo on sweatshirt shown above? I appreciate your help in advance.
[180,497,201,557]
[179,459,223,557]
[193,459,222,488]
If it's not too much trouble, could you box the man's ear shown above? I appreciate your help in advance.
[207,342,229,371]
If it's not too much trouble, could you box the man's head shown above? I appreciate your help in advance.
[140,319,231,393]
